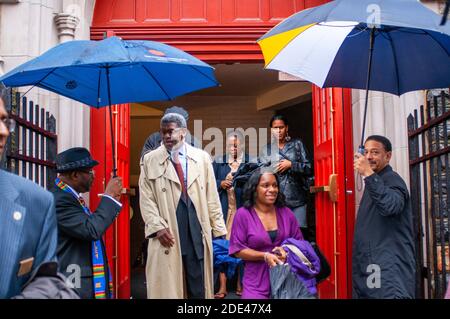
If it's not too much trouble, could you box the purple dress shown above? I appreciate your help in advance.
[229,206,302,299]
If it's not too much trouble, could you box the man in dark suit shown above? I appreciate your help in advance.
[0,86,58,298]
[51,147,122,299]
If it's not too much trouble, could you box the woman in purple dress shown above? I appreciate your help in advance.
[229,167,303,299]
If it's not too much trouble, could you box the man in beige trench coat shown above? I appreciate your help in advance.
[139,113,227,299]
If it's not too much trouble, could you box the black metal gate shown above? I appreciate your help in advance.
[408,89,450,299]
[3,91,57,189]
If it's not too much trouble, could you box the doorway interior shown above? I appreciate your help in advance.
[127,63,313,298]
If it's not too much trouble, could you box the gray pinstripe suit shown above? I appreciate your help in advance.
[0,169,58,298]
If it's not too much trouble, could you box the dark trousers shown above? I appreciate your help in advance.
[176,197,205,299]
[182,250,204,299]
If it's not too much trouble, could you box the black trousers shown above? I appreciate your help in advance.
[176,197,205,299]
[182,251,204,299]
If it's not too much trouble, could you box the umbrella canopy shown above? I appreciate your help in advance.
[0,36,218,107]
[258,0,450,96]
[0,36,218,175]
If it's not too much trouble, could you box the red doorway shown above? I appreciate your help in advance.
[90,0,354,299]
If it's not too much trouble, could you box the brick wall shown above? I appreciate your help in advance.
[187,96,274,159]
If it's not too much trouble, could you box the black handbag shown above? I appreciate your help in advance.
[310,242,331,283]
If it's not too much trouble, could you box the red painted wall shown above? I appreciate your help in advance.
[91,0,329,62]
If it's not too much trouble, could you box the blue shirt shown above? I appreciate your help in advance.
[170,143,187,183]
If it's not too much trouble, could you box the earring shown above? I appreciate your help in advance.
[285,133,291,142]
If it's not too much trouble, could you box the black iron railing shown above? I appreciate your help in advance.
[408,89,450,299]
[3,91,57,189]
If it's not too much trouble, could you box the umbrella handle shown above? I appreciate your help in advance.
[357,146,365,155]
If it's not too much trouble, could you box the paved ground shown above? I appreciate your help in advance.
[130,266,242,300]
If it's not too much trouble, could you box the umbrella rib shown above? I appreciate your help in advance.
[422,29,450,57]
[35,81,86,105]
[263,24,316,67]
[141,64,172,100]
[386,32,401,96]
[186,65,219,86]
[18,67,57,98]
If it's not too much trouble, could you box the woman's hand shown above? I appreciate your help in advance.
[220,180,232,190]
[264,252,283,268]
[272,246,287,264]
[276,160,292,173]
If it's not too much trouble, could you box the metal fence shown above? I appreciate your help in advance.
[3,91,57,189]
[408,89,450,299]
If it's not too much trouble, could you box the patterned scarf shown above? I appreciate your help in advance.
[55,178,114,299]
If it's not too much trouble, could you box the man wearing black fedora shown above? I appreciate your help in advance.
[51,147,123,299]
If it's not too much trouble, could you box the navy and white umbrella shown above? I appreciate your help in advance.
[258,0,450,150]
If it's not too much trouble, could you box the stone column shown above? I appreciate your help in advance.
[54,12,86,152]
[352,89,424,216]
[54,13,79,43]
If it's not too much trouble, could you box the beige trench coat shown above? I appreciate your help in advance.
[139,143,227,299]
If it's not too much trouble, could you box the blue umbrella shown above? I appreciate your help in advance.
[258,0,450,152]
[0,36,218,174]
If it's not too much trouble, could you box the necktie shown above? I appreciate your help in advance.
[172,159,187,198]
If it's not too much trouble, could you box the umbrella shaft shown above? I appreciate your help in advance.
[441,0,449,25]
[109,105,117,177]
[106,67,117,177]
[360,27,376,153]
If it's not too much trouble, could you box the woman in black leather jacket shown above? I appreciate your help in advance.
[259,115,313,235]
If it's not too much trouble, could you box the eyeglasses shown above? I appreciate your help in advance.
[1,117,15,133]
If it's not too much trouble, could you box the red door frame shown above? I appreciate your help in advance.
[90,0,354,299]
[312,87,355,298]
[90,105,131,299]
[89,31,131,299]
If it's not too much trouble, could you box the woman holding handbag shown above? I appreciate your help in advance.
[229,168,304,299]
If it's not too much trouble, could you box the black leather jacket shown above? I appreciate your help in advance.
[259,138,312,207]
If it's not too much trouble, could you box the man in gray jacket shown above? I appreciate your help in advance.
[353,135,415,299]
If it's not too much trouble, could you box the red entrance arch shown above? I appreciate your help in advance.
[90,0,354,299]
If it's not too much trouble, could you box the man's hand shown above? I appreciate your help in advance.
[104,175,123,201]
[354,153,374,177]
[276,159,292,174]
[156,228,175,248]
[220,180,232,190]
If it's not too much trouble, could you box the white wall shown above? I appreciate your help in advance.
[0,0,95,153]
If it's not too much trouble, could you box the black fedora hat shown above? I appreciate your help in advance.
[56,147,99,173]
